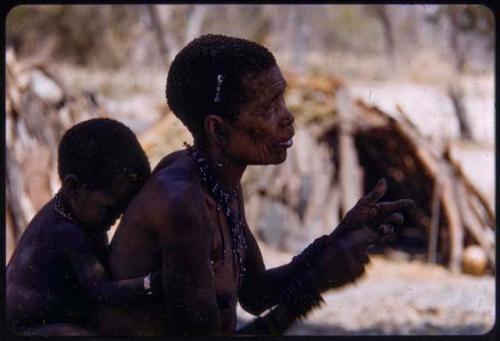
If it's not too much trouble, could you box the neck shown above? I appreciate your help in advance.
[193,140,247,193]
[53,189,80,224]
[57,190,73,211]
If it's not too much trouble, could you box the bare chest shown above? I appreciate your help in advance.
[205,195,247,333]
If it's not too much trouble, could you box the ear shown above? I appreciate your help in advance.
[60,175,84,200]
[204,114,228,146]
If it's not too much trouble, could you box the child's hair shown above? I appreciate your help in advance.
[57,118,151,190]
[166,34,276,144]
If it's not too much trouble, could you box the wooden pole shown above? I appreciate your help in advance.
[427,176,442,264]
[456,182,495,268]
[441,173,464,274]
[335,88,362,217]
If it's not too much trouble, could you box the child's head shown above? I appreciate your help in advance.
[57,118,150,231]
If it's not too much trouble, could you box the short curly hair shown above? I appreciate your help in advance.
[166,34,276,143]
[58,118,151,191]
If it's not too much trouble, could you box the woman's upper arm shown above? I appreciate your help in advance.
[155,183,221,334]
[239,185,266,279]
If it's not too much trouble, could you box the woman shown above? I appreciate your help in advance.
[99,34,414,335]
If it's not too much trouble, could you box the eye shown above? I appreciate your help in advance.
[98,206,108,215]
[258,105,272,118]
[265,99,278,113]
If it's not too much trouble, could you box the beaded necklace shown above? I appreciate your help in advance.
[52,192,109,254]
[186,144,247,287]
[52,192,79,224]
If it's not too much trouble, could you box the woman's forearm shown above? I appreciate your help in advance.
[239,235,328,314]
[239,262,301,314]
[237,285,324,335]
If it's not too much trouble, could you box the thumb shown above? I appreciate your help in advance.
[364,178,387,204]
[342,225,379,250]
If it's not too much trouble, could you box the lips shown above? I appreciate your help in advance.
[276,138,293,148]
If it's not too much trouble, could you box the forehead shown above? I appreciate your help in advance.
[89,176,139,204]
[242,64,286,100]
[109,175,139,198]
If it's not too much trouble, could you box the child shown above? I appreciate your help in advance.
[6,118,161,336]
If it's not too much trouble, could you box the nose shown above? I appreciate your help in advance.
[279,105,295,129]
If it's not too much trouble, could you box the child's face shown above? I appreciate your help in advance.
[72,175,141,232]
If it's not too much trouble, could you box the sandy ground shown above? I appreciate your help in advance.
[236,244,495,335]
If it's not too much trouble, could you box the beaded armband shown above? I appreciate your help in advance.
[290,235,328,274]
[276,268,325,319]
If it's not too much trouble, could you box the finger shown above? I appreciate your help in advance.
[382,213,404,226]
[378,199,414,216]
[341,225,379,249]
[363,178,387,204]
[377,224,394,236]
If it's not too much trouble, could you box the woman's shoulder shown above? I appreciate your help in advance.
[151,149,197,175]
[146,150,202,199]
[151,150,186,174]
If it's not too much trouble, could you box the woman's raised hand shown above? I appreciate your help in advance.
[329,178,414,245]
[314,178,414,289]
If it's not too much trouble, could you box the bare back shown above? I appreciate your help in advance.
[96,150,243,335]
[6,203,103,331]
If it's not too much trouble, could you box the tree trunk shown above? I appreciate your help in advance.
[146,5,171,66]
[184,5,207,45]
[448,7,466,73]
[371,5,395,61]
[448,83,473,140]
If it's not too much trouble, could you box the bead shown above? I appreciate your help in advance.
[52,193,79,224]
[187,146,247,287]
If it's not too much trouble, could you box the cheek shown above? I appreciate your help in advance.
[73,200,94,223]
[242,115,278,145]
[75,197,104,224]
[230,123,286,164]
[83,205,101,222]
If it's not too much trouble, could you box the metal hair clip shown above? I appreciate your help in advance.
[214,74,224,103]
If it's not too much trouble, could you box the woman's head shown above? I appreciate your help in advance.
[58,118,150,230]
[167,34,294,165]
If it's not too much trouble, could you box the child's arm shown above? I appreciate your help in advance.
[60,224,161,307]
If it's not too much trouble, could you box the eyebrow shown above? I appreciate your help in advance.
[269,80,287,102]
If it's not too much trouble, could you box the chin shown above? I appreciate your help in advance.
[263,150,288,165]
[244,147,288,165]
[273,154,287,164]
